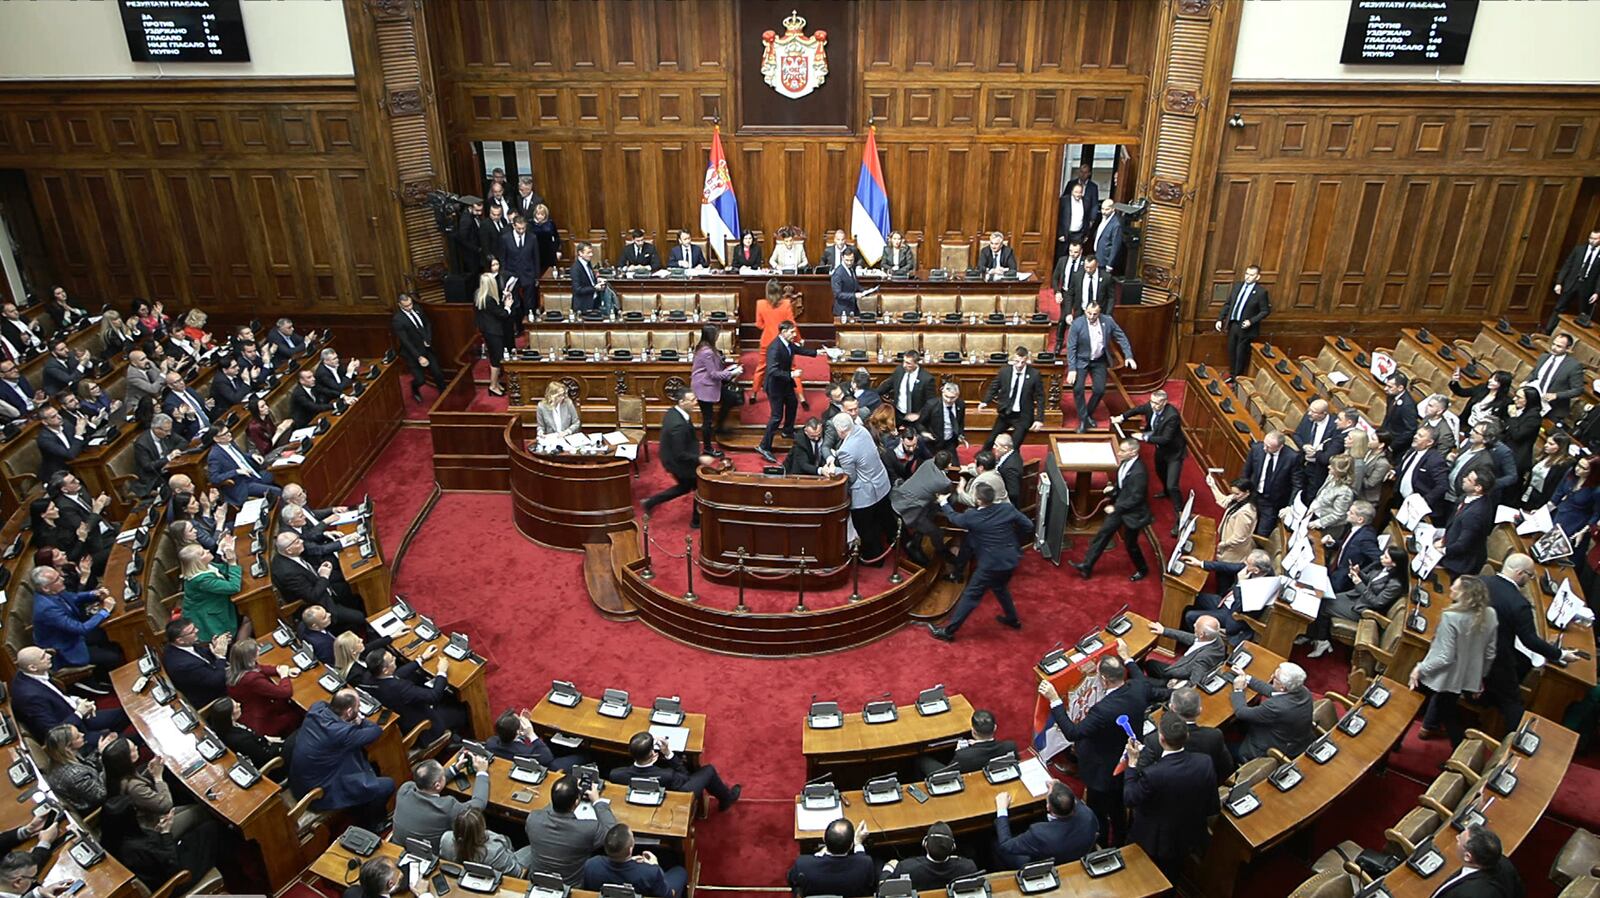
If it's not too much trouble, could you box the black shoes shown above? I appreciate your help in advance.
[411,386,424,403]
[927,625,955,643]
[1075,420,1087,434]
[1130,569,1149,582]
[756,447,777,464]
[995,615,1022,631]
[1070,561,1093,580]
[719,785,742,811]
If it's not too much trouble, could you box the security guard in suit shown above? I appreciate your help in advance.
[1072,438,1153,581]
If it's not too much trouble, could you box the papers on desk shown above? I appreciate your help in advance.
[328,510,362,526]
[1290,565,1332,604]
[614,443,639,461]
[1377,532,1391,553]
[795,802,845,833]
[236,498,268,529]
[1281,495,1309,533]
[271,453,305,468]
[371,611,406,638]
[1413,522,1438,548]
[338,531,363,548]
[648,724,690,754]
[1327,370,1351,386]
[1550,577,1594,629]
[574,801,600,821]
[602,431,629,446]
[1018,756,1052,798]
[1515,505,1553,536]
[1397,493,1432,530]
[1238,575,1286,613]
[1495,505,1522,525]
[1282,537,1314,579]
[1412,540,1443,579]
[290,425,317,443]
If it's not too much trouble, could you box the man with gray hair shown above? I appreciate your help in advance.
[30,565,121,686]
[822,412,895,563]
[1138,686,1233,781]
[314,347,360,402]
[392,754,491,851]
[268,317,306,356]
[133,411,184,497]
[1483,552,1581,734]
[1176,548,1278,640]
[1229,661,1314,763]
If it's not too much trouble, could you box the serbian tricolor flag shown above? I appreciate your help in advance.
[699,126,740,267]
[850,126,891,266]
[1030,643,1118,762]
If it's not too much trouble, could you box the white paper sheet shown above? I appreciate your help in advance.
[648,724,690,753]
[1495,505,1521,525]
[1327,370,1351,386]
[603,431,629,446]
[328,510,362,526]
[1237,575,1286,613]
[574,801,599,821]
[795,802,845,833]
[1287,584,1324,619]
[236,498,267,528]
[614,444,639,461]
[1412,542,1443,579]
[371,612,406,638]
[290,426,317,443]
[1017,756,1052,798]
[1515,506,1553,536]
[271,453,305,468]
[1397,493,1432,530]
[1293,563,1334,600]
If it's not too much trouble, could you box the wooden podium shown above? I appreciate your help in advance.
[695,466,851,588]
[1049,433,1120,533]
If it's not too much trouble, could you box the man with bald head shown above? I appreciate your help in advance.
[1142,615,1226,687]
[1241,431,1302,535]
[9,646,130,740]
[1293,399,1344,501]
[1483,553,1582,733]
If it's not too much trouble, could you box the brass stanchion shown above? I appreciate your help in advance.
[683,535,697,601]
[639,514,655,580]
[734,547,748,613]
[847,546,862,602]
[794,548,808,612]
[887,520,904,584]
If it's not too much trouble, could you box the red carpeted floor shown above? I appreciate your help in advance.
[329,379,1594,898]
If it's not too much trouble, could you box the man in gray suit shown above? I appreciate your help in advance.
[124,350,162,406]
[1142,615,1226,689]
[1228,661,1315,763]
[1526,332,1588,420]
[823,412,895,565]
[891,449,957,569]
[392,756,489,850]
[525,776,617,885]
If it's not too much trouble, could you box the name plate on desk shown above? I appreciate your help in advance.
[1488,767,1519,796]
[1230,650,1254,670]
[150,678,175,704]
[878,878,917,898]
[1512,726,1541,756]
[171,708,199,733]
[197,735,226,762]
[318,672,345,693]
[229,759,261,788]
[525,873,571,898]
[1106,612,1133,637]
[863,774,902,805]
[863,700,898,725]
[413,618,440,642]
[443,634,472,661]
[1362,682,1391,708]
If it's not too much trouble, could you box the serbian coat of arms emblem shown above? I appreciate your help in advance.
[760,11,828,100]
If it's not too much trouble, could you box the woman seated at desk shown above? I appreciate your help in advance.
[537,382,582,441]
[769,226,809,272]
[877,230,916,276]
[226,638,305,738]
[731,230,764,270]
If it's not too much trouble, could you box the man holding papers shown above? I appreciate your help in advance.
[830,248,874,316]
[1483,554,1582,733]
[1177,548,1280,640]
[1390,425,1450,523]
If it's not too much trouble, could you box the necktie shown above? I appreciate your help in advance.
[1585,246,1596,277]
[185,392,209,427]
[1259,452,1274,493]
[1536,356,1558,393]
[517,235,523,248]
[228,444,257,478]
[1010,371,1023,413]
[945,403,954,435]
[1087,275,1097,308]
[408,310,422,331]
[1233,284,1251,321]
[900,374,912,413]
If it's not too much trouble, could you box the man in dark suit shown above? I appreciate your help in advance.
[1114,389,1186,521]
[667,229,706,269]
[1229,660,1315,763]
[0,304,43,357]
[1327,501,1382,593]
[1137,687,1234,782]
[452,198,484,276]
[1143,615,1226,685]
[892,448,958,569]
[501,216,542,318]
[978,231,1017,277]
[1433,825,1526,898]
[1483,554,1579,735]
[916,708,1016,776]
[620,229,662,269]
[209,356,250,409]
[296,605,338,665]
[609,730,741,811]
[0,360,40,417]
[479,203,509,267]
[994,435,1024,508]
[525,777,615,885]
[784,417,828,476]
[1092,199,1127,275]
[1051,243,1088,348]
[1381,373,1420,455]
[41,341,88,396]
[1073,439,1153,581]
[878,351,933,427]
[133,414,183,497]
[830,248,870,316]
[368,647,467,744]
[788,819,875,898]
[918,382,967,453]
[927,482,1032,642]
[1056,182,1094,256]
[571,242,603,313]
[1394,425,1451,522]
[1065,302,1135,433]
[879,823,977,892]
[513,176,543,223]
[994,782,1099,868]
[1241,432,1302,536]
[283,370,328,430]
[161,617,230,709]
[1178,549,1279,640]
[820,230,856,272]
[1545,229,1600,333]
[1527,332,1587,420]
[291,690,393,818]
[207,428,280,505]
[393,292,448,402]
[981,346,1046,449]
[313,348,356,402]
[1214,264,1270,379]
[757,321,824,463]
[1063,254,1115,324]
[268,318,307,357]
[641,388,713,528]
[1039,654,1155,846]
[1123,715,1220,877]
[1438,468,1494,577]
[10,646,131,741]
[268,528,357,630]
[1293,399,1345,500]
[581,824,688,898]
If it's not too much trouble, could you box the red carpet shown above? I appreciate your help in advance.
[334,379,1585,897]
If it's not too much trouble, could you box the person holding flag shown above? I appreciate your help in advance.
[851,126,892,267]
[699,126,740,268]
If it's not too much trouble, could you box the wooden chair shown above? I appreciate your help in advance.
[965,333,1006,358]
[998,292,1036,317]
[1560,878,1600,898]
[958,294,999,316]
[657,292,696,315]
[612,331,649,356]
[616,395,648,472]
[1553,830,1600,891]
[1349,605,1408,695]
[922,333,962,361]
[920,294,959,317]
[879,294,919,318]
[544,292,574,316]
[836,332,877,359]
[938,239,972,272]
[881,332,919,358]
[528,329,569,356]
[1444,729,1499,783]
[1384,802,1444,856]
[404,720,452,764]
[618,292,657,316]
[1287,869,1354,898]
[650,331,691,355]
[137,867,226,898]
[1416,770,1469,818]
[1005,331,1046,357]
[569,331,608,354]
[698,292,738,318]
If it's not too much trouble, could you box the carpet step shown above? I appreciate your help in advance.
[585,538,637,619]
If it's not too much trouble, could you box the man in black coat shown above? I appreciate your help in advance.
[830,249,869,316]
[1328,502,1382,593]
[994,783,1099,867]
[877,351,933,427]
[1381,373,1420,457]
[1433,825,1527,898]
[501,216,542,318]
[1137,686,1234,782]
[1214,264,1269,379]
[1240,432,1302,536]
[1142,616,1226,687]
[980,346,1046,449]
[757,321,824,463]
[161,617,230,708]
[288,369,333,429]
[1039,653,1154,847]
[479,204,510,268]
[1394,425,1451,522]
[270,531,365,634]
[878,822,976,891]
[1483,555,1579,735]
[571,242,603,313]
[1114,389,1187,522]
[1064,255,1114,318]
[1072,438,1153,581]
[927,482,1032,642]
[608,730,740,812]
[133,414,184,497]
[1229,661,1315,763]
[452,199,484,276]
[1438,468,1494,577]
[641,389,713,527]
[994,434,1025,508]
[916,708,1017,776]
[367,647,467,744]
[1527,333,1588,421]
[918,382,967,453]
[619,229,662,269]
[1123,714,1220,877]
[784,417,828,476]
[788,819,875,898]
[1292,399,1344,501]
[392,293,448,402]
[1056,183,1094,256]
[1545,229,1600,333]
[977,232,1018,277]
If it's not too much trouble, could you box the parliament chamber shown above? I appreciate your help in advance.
[0,1,1599,897]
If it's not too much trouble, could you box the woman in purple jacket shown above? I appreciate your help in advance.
[689,324,742,456]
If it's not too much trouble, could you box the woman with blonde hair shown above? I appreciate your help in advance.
[1409,575,1497,745]
[332,631,371,687]
[180,308,213,348]
[179,541,243,642]
[1347,429,1392,506]
[1307,453,1356,534]
[97,309,136,359]
[474,258,516,397]
[40,723,110,812]
[536,382,581,440]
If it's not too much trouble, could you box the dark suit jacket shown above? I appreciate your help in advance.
[313,363,351,403]
[1484,574,1562,699]
[1125,402,1188,465]
[995,800,1099,864]
[877,368,933,416]
[788,852,877,898]
[668,244,706,269]
[915,399,965,452]
[372,664,452,736]
[1109,458,1154,531]
[1124,750,1219,868]
[1148,631,1227,686]
[1215,282,1271,335]
[1065,268,1115,316]
[1433,859,1525,898]
[289,385,332,429]
[36,426,83,481]
[290,701,389,812]
[785,433,827,476]
[392,307,436,361]
[1057,191,1096,244]
[1398,447,1451,521]
[943,501,1032,572]
[42,356,85,395]
[570,260,600,312]
[10,673,91,739]
[268,329,306,357]
[947,738,1019,773]
[978,245,1017,273]
[819,244,856,272]
[984,365,1046,422]
[299,625,336,665]
[1382,392,1421,450]
[210,373,250,409]
[1047,670,1156,791]
[1556,242,1600,299]
[1330,524,1382,593]
[621,243,662,269]
[1230,681,1315,762]
[1052,254,1086,298]
[1242,443,1302,512]
[133,430,181,496]
[1138,722,1234,782]
[658,408,700,482]
[1293,416,1347,496]
[831,266,864,315]
[605,754,698,792]
[163,643,228,708]
[996,451,1025,506]
[730,244,763,269]
[884,855,978,891]
[271,553,336,606]
[764,338,818,397]
[1093,213,1127,273]
[454,214,484,271]
[501,229,541,283]
[1529,352,1586,419]
[878,245,915,276]
[1441,497,1494,576]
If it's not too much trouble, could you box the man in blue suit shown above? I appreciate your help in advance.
[161,617,230,708]
[1092,199,1126,275]
[501,215,542,318]
[570,242,604,313]
[1122,714,1220,877]
[290,689,394,816]
[1438,467,1495,577]
[268,317,307,356]
[787,819,876,898]
[582,824,688,898]
[367,647,468,745]
[1039,653,1155,847]
[757,321,825,464]
[927,482,1032,642]
[1327,501,1381,593]
[296,605,337,665]
[161,370,212,430]
[1064,301,1135,432]
[30,566,121,682]
[206,427,280,505]
[10,646,130,741]
[667,229,706,270]
[0,360,41,418]
[830,248,869,316]
[994,782,1098,868]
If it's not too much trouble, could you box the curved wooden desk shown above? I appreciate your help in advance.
[695,466,850,587]
[507,417,635,551]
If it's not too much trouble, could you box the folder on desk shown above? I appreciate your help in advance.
[1237,575,1285,613]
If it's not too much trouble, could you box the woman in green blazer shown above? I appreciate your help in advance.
[179,540,245,642]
